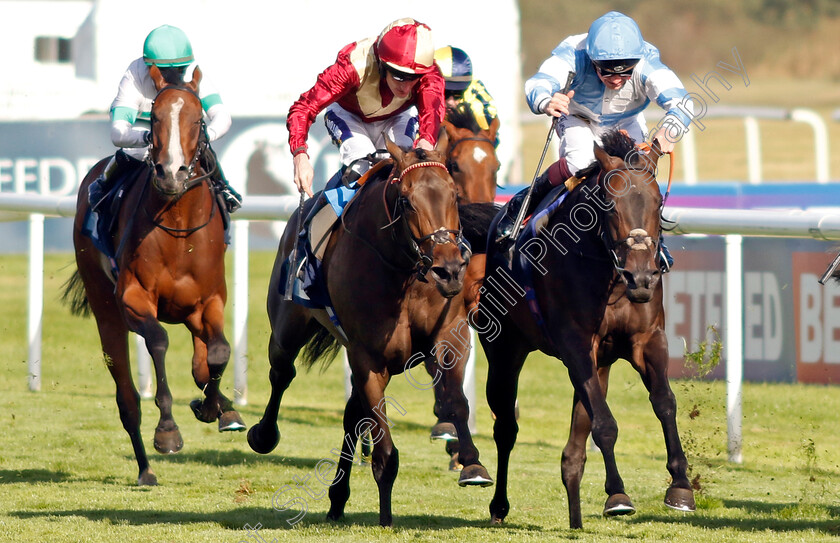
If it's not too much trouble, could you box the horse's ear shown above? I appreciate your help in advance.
[385,136,404,164]
[594,142,623,172]
[434,126,449,154]
[149,64,166,91]
[648,138,664,163]
[441,120,456,142]
[188,65,202,93]
[486,117,500,143]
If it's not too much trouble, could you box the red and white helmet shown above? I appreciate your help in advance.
[375,18,436,75]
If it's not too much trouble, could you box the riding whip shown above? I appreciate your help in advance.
[284,190,306,301]
[510,71,575,244]
[819,251,840,285]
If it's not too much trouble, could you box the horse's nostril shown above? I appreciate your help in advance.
[431,266,451,283]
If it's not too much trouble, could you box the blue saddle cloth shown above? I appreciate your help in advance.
[80,167,231,280]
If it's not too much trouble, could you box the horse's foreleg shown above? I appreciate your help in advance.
[123,292,182,456]
[326,384,366,522]
[638,336,696,512]
[99,320,156,485]
[566,350,631,524]
[248,313,313,454]
[346,365,398,527]
[187,298,240,431]
[434,334,492,488]
[484,338,526,524]
[562,366,610,529]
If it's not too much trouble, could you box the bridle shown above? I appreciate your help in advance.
[386,161,470,281]
[445,135,495,174]
[147,85,217,196]
[341,160,470,281]
[596,165,665,283]
[144,84,219,235]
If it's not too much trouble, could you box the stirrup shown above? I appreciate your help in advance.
[220,188,242,213]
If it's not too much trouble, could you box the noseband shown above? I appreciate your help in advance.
[386,161,470,281]
[147,85,216,196]
[596,168,664,283]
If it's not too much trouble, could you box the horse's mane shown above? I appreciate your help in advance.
[575,129,639,181]
[445,103,482,134]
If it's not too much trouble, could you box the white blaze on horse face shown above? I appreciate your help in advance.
[626,228,653,251]
[472,146,488,163]
[164,97,186,177]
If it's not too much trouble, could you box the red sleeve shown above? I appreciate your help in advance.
[286,43,361,155]
[414,67,446,146]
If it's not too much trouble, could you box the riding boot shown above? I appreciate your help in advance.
[659,234,674,273]
[217,179,242,213]
[202,145,242,213]
[89,152,127,210]
[495,173,551,243]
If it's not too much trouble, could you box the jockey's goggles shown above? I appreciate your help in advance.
[388,67,421,82]
[593,59,638,78]
[444,89,464,101]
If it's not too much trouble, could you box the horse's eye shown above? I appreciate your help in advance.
[449,161,460,173]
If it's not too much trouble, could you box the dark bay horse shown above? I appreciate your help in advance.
[481,130,695,529]
[247,136,492,527]
[62,64,243,486]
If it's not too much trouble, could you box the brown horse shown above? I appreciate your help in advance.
[62,64,243,486]
[247,136,493,527]
[481,130,695,529]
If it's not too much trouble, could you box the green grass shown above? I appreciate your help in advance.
[2,252,840,542]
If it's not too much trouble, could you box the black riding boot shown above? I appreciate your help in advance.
[89,151,131,210]
[659,234,674,273]
[495,171,554,243]
[201,146,242,213]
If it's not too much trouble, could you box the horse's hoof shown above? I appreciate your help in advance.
[247,423,280,454]
[458,464,494,487]
[430,421,458,442]
[603,493,636,517]
[153,427,183,454]
[137,469,158,486]
[218,410,246,432]
[449,452,463,471]
[326,510,344,522]
[190,399,218,424]
[490,515,504,525]
[664,487,696,512]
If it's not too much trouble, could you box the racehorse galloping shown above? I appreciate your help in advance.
[247,136,492,527]
[482,130,695,529]
[63,64,243,486]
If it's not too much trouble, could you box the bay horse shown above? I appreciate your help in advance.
[481,130,695,529]
[62,64,243,486]
[247,136,493,527]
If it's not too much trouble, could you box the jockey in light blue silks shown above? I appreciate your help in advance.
[497,11,694,271]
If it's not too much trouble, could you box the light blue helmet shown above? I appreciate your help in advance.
[585,11,644,63]
[143,25,194,67]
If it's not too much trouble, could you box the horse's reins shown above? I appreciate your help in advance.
[146,84,219,235]
[343,160,467,281]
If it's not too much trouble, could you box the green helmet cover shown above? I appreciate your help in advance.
[143,25,194,67]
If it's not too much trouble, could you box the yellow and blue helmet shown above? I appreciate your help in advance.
[434,46,473,92]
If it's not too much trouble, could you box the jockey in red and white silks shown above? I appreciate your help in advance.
[287,18,445,196]
[525,11,694,174]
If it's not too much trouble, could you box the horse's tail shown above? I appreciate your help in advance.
[300,326,342,372]
[61,268,92,317]
[458,202,500,255]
